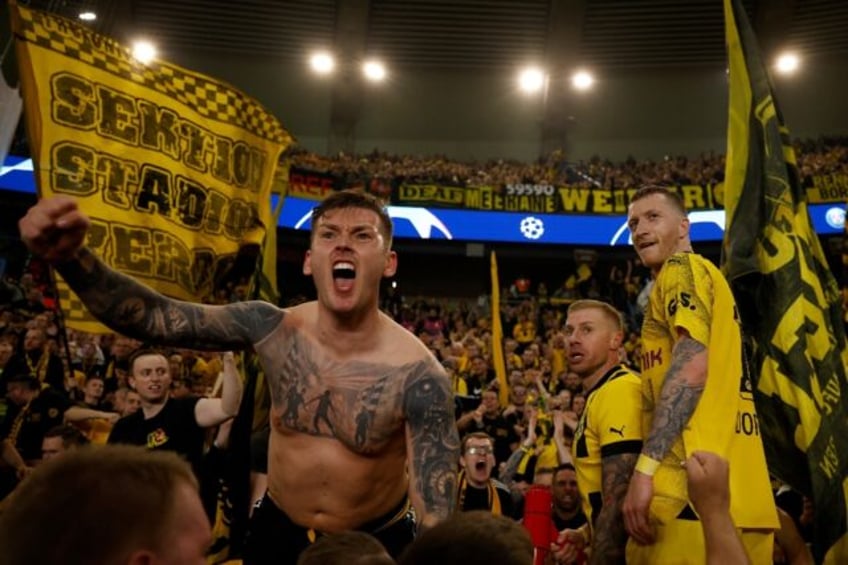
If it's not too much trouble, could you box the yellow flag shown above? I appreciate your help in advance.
[11,2,292,332]
[722,1,848,562]
[490,251,509,406]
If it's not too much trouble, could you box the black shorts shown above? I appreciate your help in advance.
[242,493,416,565]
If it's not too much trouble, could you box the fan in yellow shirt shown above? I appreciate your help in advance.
[622,187,778,565]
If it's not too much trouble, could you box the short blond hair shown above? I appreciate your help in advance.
[567,299,625,333]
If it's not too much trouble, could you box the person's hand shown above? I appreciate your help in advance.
[16,465,34,481]
[546,529,583,564]
[526,410,538,445]
[562,411,578,432]
[502,404,517,417]
[552,409,565,440]
[623,470,656,545]
[105,412,120,425]
[18,196,90,264]
[473,405,484,424]
[559,528,587,551]
[685,450,730,520]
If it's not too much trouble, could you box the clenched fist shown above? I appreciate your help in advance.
[18,196,90,263]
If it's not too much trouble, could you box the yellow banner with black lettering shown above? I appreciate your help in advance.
[722,1,848,563]
[394,180,845,214]
[12,3,292,334]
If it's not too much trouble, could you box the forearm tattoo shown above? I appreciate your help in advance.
[590,452,639,565]
[644,337,706,461]
[58,248,282,349]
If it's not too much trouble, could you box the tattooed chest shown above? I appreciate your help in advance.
[269,369,406,454]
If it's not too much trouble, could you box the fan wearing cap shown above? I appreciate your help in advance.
[456,432,516,519]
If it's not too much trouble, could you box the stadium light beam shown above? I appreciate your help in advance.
[571,70,595,91]
[78,11,97,21]
[131,40,157,64]
[363,60,387,82]
[310,52,335,75]
[775,52,800,75]
[518,67,545,94]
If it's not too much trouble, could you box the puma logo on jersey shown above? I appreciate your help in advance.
[609,425,625,437]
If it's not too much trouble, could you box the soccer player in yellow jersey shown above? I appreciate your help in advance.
[622,187,778,564]
[563,299,642,564]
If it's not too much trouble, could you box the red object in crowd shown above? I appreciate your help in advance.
[523,485,587,565]
[523,485,560,565]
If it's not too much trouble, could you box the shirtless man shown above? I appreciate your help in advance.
[19,190,459,564]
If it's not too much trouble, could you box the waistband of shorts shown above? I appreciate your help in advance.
[357,496,412,534]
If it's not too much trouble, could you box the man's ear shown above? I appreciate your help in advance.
[678,215,690,240]
[382,251,398,278]
[303,250,313,276]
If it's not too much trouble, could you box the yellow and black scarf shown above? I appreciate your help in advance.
[456,469,502,515]
[7,391,38,445]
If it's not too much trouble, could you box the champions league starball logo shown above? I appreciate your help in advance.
[824,207,845,230]
[609,210,727,245]
[519,216,545,240]
[294,206,453,239]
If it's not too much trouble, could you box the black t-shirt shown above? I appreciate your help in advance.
[0,389,70,461]
[552,509,588,531]
[460,481,517,519]
[108,396,204,472]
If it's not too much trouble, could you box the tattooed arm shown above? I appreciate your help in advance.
[642,332,707,461]
[590,452,639,565]
[403,359,460,533]
[56,248,283,350]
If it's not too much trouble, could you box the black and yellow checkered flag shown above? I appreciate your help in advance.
[722,1,848,562]
[54,273,111,334]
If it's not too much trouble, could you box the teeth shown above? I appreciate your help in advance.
[333,262,355,271]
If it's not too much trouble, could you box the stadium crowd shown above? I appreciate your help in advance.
[287,135,848,191]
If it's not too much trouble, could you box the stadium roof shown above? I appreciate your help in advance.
[23,0,848,71]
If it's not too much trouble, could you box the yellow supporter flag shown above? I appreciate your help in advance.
[722,0,848,562]
[490,251,509,406]
[11,2,292,333]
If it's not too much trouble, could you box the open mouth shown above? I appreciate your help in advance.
[333,261,356,279]
[569,352,584,363]
[474,460,487,471]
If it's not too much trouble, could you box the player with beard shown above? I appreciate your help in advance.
[554,299,642,565]
[621,187,776,564]
[550,464,587,531]
[19,190,459,564]
[456,432,516,519]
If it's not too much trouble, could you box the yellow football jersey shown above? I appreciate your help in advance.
[572,364,643,527]
[639,252,778,529]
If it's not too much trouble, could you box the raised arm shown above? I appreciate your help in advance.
[19,197,282,350]
[195,352,243,427]
[403,359,460,532]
